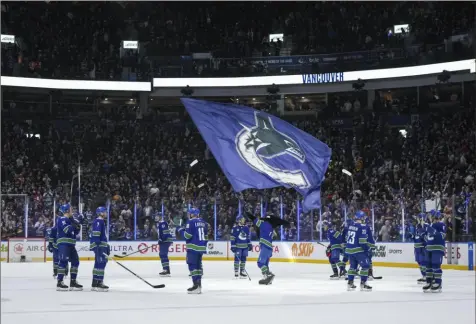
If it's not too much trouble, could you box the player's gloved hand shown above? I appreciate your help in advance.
[158,238,163,244]
[244,212,256,221]
[106,244,111,256]
[47,243,53,253]
[248,244,252,251]
[231,247,236,254]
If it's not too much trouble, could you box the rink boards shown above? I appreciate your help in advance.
[1,240,474,270]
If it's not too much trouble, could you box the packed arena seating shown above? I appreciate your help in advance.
[1,2,474,79]
[1,2,475,243]
[2,96,474,242]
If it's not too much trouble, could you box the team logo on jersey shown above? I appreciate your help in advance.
[238,231,247,240]
[235,112,310,189]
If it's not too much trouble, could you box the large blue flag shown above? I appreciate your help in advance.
[182,98,332,211]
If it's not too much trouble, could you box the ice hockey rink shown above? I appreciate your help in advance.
[1,261,475,324]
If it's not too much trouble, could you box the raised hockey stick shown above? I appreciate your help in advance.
[106,253,165,289]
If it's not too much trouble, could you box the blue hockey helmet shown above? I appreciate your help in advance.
[59,203,71,215]
[96,206,107,216]
[354,210,366,220]
[432,210,443,219]
[188,208,200,217]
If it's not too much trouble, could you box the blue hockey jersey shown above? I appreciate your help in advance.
[90,217,108,250]
[182,218,208,253]
[231,225,251,250]
[345,222,370,255]
[47,226,58,249]
[254,218,273,250]
[424,222,446,253]
[327,228,343,251]
[413,224,426,251]
[56,216,78,246]
[158,221,174,244]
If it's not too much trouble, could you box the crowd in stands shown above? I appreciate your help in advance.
[1,2,473,79]
[2,94,475,242]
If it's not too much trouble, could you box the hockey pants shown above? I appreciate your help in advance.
[57,244,79,281]
[234,248,248,272]
[187,251,203,284]
[159,243,171,271]
[329,248,345,272]
[348,253,370,283]
[425,251,443,285]
[257,246,272,275]
[53,248,59,273]
[93,247,108,281]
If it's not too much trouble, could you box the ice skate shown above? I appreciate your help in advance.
[360,282,372,292]
[69,279,83,291]
[347,280,356,291]
[330,273,340,280]
[159,270,171,277]
[417,277,426,284]
[259,272,275,285]
[96,281,109,292]
[239,270,248,279]
[187,280,202,294]
[91,279,98,291]
[422,282,432,293]
[56,280,69,291]
[234,272,239,279]
[430,283,442,293]
[339,268,347,279]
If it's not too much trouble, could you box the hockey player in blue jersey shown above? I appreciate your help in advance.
[230,215,252,279]
[422,210,446,293]
[56,203,83,291]
[326,220,345,280]
[156,212,174,277]
[47,225,59,278]
[340,218,352,278]
[245,212,289,285]
[412,213,428,284]
[345,210,372,291]
[90,206,110,292]
[177,208,208,294]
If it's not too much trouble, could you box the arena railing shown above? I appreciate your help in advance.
[0,194,473,243]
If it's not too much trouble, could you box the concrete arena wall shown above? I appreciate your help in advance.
[1,241,474,270]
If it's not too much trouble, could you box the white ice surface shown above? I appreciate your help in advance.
[1,261,475,324]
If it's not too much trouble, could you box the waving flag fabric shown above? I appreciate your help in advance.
[182,98,332,211]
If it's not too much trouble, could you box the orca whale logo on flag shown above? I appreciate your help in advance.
[181,98,331,211]
[235,112,310,189]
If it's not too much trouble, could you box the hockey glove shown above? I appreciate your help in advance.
[326,245,331,257]
[106,244,111,256]
[244,212,256,221]
[231,247,236,254]
[47,243,54,253]
[248,244,252,251]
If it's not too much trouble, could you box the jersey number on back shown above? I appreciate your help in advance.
[347,231,356,244]
[198,227,206,241]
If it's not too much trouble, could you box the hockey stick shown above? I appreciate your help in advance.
[316,242,328,248]
[234,253,252,281]
[114,244,157,258]
[106,253,165,289]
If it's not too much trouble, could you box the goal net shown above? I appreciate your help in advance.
[7,237,47,263]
